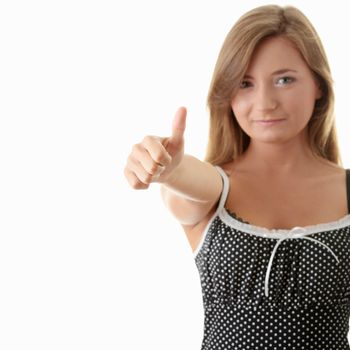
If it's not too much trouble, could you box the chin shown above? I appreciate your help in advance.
[252,134,293,144]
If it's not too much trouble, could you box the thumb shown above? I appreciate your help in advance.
[168,106,186,147]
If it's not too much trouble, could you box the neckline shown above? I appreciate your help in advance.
[219,207,350,239]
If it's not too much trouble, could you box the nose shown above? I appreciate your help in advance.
[255,84,278,111]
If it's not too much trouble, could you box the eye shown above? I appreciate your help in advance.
[239,81,252,89]
[276,76,294,85]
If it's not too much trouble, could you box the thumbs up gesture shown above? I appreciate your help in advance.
[124,107,187,189]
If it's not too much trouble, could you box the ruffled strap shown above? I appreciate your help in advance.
[213,166,230,215]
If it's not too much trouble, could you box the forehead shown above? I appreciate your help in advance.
[245,36,309,75]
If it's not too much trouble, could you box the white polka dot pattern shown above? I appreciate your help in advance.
[194,166,350,349]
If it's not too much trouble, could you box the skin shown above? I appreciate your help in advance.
[210,35,348,231]
[230,35,339,178]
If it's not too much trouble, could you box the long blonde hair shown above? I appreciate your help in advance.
[204,5,342,167]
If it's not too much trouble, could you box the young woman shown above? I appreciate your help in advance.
[124,4,350,349]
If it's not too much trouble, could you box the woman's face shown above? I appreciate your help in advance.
[231,36,322,144]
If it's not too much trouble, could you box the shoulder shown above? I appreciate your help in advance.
[314,160,345,182]
[314,156,345,174]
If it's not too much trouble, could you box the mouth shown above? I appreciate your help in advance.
[256,119,285,126]
[255,119,286,125]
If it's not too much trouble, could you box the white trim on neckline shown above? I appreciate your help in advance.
[220,207,350,239]
[193,208,350,258]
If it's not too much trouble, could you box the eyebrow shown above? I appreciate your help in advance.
[243,69,298,79]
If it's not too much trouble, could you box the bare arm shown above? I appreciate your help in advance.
[160,154,223,226]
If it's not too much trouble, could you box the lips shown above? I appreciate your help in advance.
[256,119,284,122]
[254,119,286,125]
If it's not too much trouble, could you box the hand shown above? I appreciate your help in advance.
[124,107,187,189]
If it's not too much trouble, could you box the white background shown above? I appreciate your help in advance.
[1,0,349,349]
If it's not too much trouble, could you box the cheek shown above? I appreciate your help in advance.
[231,100,252,133]
[231,99,251,122]
[284,90,315,121]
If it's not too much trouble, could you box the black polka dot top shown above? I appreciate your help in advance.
[194,165,350,350]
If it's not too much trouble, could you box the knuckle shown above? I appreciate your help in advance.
[126,154,137,167]
[130,181,139,189]
[126,153,133,162]
[143,173,153,184]
[142,135,153,143]
[133,182,146,190]
[131,143,140,153]
[124,169,147,190]
[153,152,166,165]
[149,163,159,175]
[130,178,145,189]
[128,154,136,164]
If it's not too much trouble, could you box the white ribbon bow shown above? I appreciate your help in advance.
[264,226,340,297]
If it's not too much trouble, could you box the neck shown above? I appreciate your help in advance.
[241,134,317,176]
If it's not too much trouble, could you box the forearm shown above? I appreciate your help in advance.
[160,154,221,202]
